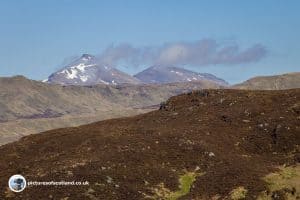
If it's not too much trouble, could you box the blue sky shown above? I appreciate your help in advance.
[0,0,299,84]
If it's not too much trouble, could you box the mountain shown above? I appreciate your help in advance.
[0,76,223,145]
[0,89,299,199]
[233,72,300,90]
[46,54,141,85]
[134,65,228,85]
[46,55,228,86]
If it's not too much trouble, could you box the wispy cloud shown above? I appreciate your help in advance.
[95,39,267,67]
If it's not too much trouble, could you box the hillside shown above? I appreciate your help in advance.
[233,72,300,90]
[0,76,223,145]
[0,89,299,199]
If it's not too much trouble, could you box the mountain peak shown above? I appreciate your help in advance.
[46,54,140,86]
[134,66,228,85]
[80,54,95,61]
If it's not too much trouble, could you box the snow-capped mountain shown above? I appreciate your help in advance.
[46,54,141,85]
[134,65,228,85]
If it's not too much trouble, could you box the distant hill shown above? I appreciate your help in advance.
[0,76,223,145]
[134,65,228,85]
[233,72,300,90]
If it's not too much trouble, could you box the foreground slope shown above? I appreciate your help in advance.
[0,76,222,145]
[0,89,299,199]
[233,72,300,90]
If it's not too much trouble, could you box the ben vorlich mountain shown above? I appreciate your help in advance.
[46,54,141,85]
[134,65,228,85]
[46,54,228,86]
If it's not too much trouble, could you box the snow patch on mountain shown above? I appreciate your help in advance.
[79,75,89,82]
[76,64,96,72]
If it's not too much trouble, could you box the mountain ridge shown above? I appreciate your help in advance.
[233,72,300,90]
[134,65,228,85]
[46,54,228,86]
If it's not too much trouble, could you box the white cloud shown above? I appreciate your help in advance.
[94,39,267,67]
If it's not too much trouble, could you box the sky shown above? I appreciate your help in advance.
[0,0,299,84]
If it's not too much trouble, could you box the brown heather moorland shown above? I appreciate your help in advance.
[0,89,299,199]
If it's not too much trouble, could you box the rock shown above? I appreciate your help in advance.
[144,180,149,185]
[67,171,73,176]
[244,109,251,116]
[291,103,300,114]
[220,98,225,104]
[188,107,194,111]
[206,152,215,157]
[209,152,215,157]
[106,176,113,184]
[235,142,240,146]
[221,115,231,123]
[195,90,210,97]
[159,102,167,110]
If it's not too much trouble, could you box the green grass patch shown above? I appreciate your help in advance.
[146,171,204,200]
[166,172,197,200]
[230,186,247,200]
[258,164,300,200]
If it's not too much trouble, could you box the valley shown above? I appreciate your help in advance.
[0,76,223,145]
